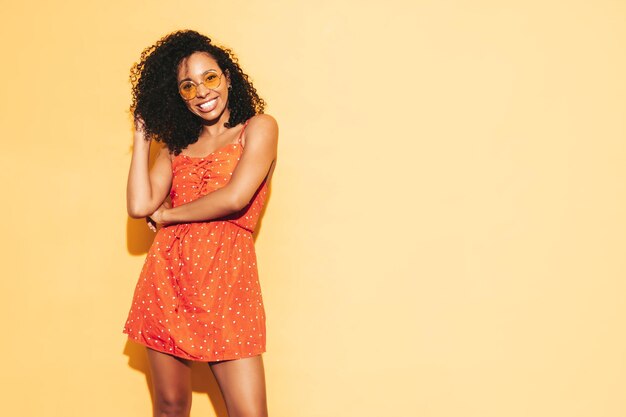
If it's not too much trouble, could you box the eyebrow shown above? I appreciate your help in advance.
[179,69,218,84]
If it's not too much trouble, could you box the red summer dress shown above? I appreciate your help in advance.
[122,119,268,361]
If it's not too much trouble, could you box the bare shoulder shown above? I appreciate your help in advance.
[243,114,278,148]
[248,114,278,133]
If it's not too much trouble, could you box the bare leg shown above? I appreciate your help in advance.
[146,347,193,417]
[209,355,268,417]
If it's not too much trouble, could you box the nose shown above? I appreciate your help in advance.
[195,83,210,98]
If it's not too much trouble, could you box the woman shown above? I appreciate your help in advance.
[123,29,278,417]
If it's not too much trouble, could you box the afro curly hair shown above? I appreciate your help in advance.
[129,30,266,156]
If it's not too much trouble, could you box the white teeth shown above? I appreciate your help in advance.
[199,98,217,109]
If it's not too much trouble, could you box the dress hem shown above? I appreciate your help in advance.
[123,329,266,362]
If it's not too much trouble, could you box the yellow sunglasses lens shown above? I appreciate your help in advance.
[179,82,196,99]
[202,72,221,89]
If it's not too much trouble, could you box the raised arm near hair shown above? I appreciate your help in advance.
[127,138,173,219]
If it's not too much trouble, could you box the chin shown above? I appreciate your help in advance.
[195,106,228,122]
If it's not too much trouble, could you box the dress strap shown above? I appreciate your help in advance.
[237,119,251,145]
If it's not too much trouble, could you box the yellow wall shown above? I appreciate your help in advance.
[1,1,625,416]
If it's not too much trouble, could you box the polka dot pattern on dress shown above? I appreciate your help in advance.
[122,120,269,362]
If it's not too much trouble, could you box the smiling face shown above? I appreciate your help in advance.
[176,51,231,123]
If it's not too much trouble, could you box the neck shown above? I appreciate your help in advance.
[199,109,231,137]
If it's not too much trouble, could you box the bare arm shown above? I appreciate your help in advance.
[127,118,173,218]
[161,114,278,224]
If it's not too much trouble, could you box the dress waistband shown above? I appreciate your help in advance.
[164,220,252,252]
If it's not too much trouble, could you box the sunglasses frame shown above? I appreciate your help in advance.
[178,70,227,100]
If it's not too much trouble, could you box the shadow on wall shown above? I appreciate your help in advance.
[122,340,230,417]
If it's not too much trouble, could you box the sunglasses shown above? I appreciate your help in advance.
[178,70,227,100]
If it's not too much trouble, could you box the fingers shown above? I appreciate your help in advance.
[133,115,148,141]
[146,217,157,232]
[134,115,146,130]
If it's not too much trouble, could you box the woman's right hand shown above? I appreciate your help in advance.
[133,114,148,142]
